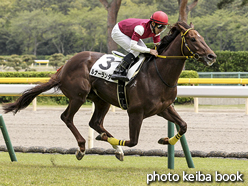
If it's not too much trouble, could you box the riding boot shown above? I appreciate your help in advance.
[111,53,135,81]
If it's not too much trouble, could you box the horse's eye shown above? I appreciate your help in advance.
[191,38,196,42]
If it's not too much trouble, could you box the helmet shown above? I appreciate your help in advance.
[150,11,168,25]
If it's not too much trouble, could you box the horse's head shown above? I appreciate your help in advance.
[176,22,217,66]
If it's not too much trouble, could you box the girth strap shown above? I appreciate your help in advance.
[117,80,128,110]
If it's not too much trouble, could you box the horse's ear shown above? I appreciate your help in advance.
[177,22,187,32]
[189,22,194,29]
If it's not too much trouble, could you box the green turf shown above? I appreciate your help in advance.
[0,152,247,186]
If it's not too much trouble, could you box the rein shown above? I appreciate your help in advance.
[154,58,177,88]
[154,28,197,88]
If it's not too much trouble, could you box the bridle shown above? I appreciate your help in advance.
[156,28,200,60]
[154,28,200,88]
[180,28,200,60]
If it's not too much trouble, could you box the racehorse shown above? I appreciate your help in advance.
[3,21,216,161]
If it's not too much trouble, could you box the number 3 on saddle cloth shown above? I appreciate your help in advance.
[89,51,145,110]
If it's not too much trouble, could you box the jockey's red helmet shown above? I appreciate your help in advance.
[150,11,168,25]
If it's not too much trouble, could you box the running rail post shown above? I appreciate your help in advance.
[0,115,17,162]
[167,121,174,169]
[175,125,194,168]
[88,103,94,149]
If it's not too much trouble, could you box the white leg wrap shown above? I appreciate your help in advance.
[112,145,124,154]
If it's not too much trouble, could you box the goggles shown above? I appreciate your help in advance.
[157,24,167,29]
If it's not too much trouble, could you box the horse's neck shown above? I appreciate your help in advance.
[154,35,186,87]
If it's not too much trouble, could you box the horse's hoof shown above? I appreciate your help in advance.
[115,152,124,161]
[95,133,108,141]
[95,134,102,141]
[112,145,124,161]
[75,150,85,160]
[158,137,170,145]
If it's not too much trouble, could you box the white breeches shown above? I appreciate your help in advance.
[111,23,147,57]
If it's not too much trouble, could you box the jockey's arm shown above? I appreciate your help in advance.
[130,25,150,54]
[130,40,158,56]
[130,25,158,56]
[130,40,150,53]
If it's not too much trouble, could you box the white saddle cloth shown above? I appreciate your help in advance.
[90,54,145,83]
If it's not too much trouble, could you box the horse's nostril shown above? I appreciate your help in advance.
[207,54,217,60]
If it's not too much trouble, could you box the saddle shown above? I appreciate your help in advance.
[90,51,146,110]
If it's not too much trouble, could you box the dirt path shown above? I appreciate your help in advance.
[1,106,247,153]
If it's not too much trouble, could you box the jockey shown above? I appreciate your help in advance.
[111,11,168,81]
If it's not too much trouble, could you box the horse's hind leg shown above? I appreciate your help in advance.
[157,105,187,145]
[88,93,124,161]
[61,98,86,160]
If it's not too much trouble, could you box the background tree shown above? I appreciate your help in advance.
[0,0,247,56]
[190,0,218,17]
[0,56,6,71]
[99,0,122,53]
[10,10,55,55]
[153,0,178,16]
[4,55,36,71]
[49,53,66,70]
[5,55,22,71]
[68,6,107,52]
[21,55,36,70]
[178,0,198,22]
[217,0,248,9]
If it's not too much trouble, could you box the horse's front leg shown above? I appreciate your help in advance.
[88,94,125,161]
[96,112,143,160]
[157,104,187,145]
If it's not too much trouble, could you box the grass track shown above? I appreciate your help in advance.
[0,152,247,186]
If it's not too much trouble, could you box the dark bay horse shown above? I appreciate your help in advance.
[3,22,216,161]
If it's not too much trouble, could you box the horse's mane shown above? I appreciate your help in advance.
[157,21,190,55]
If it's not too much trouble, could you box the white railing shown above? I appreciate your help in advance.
[1,84,248,114]
[177,86,248,114]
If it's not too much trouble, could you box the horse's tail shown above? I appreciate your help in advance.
[3,67,63,114]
